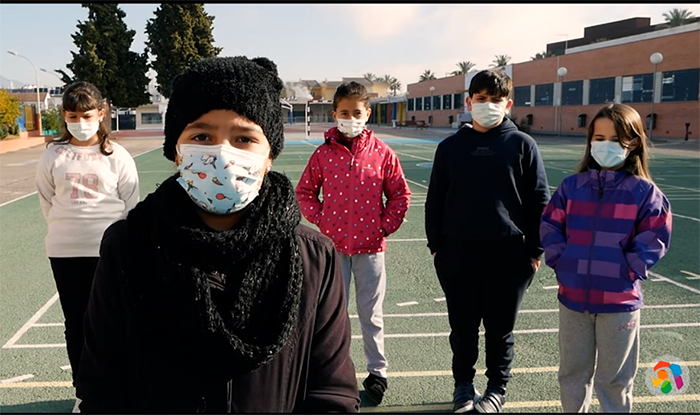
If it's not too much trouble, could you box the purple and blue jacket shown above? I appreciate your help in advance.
[540,169,672,314]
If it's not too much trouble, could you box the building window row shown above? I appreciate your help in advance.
[514,68,699,107]
[408,93,464,111]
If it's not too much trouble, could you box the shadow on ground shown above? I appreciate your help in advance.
[1,399,73,413]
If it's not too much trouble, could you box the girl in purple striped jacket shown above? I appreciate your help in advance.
[540,103,672,413]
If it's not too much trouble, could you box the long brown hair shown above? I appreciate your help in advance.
[47,81,113,156]
[576,103,653,181]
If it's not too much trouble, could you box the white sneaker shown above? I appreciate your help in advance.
[72,398,81,413]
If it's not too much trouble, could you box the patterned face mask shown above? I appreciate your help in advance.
[176,144,269,215]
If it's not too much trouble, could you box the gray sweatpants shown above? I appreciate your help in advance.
[338,252,388,378]
[558,303,640,413]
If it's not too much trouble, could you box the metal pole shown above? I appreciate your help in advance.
[8,51,43,134]
[649,62,657,141]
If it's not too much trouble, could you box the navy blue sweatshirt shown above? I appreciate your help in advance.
[424,118,550,258]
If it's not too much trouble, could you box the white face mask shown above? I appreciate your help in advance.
[337,117,366,138]
[590,140,628,168]
[176,144,268,215]
[470,102,506,128]
[66,121,101,142]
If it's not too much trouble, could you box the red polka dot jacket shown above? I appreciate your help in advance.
[296,127,411,255]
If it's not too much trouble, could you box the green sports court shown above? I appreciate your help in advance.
[1,126,698,413]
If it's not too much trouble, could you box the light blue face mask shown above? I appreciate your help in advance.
[176,144,268,215]
[590,140,628,168]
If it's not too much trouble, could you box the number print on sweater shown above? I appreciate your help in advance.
[66,173,100,199]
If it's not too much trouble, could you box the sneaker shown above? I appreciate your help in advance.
[474,385,506,413]
[362,373,388,406]
[453,382,481,413]
[72,398,81,413]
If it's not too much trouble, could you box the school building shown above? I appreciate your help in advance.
[510,19,700,140]
[394,17,699,139]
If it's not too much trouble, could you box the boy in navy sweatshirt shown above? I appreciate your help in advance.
[425,69,550,413]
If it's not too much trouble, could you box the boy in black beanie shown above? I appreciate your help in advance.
[75,56,360,413]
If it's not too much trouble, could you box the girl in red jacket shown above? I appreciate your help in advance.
[296,81,411,406]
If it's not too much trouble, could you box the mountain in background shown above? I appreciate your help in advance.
[0,75,27,89]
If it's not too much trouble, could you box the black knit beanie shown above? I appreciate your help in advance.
[163,56,285,161]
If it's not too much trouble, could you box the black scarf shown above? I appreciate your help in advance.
[125,171,304,377]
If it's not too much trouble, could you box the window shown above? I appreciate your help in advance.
[661,68,700,102]
[141,112,162,125]
[589,77,615,105]
[453,93,464,109]
[443,94,452,110]
[621,73,653,103]
[424,96,431,111]
[514,86,531,107]
[415,97,423,111]
[408,98,414,111]
[562,80,583,106]
[433,95,441,110]
[535,84,553,106]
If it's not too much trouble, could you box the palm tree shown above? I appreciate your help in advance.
[388,78,402,96]
[663,8,694,27]
[363,73,377,83]
[530,51,554,61]
[419,70,436,82]
[451,61,477,76]
[490,55,511,68]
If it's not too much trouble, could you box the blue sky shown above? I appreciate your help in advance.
[1,3,698,92]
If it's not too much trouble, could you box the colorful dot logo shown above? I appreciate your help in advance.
[646,355,690,397]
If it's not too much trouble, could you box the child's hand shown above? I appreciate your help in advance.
[531,258,541,273]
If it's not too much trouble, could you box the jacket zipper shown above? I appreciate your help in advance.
[585,171,605,312]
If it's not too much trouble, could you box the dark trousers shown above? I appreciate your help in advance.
[433,237,535,388]
[49,257,100,384]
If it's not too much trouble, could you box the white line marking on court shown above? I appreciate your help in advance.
[405,178,428,190]
[32,323,63,327]
[354,361,700,379]
[386,238,427,242]
[543,285,558,289]
[396,301,419,307]
[650,278,664,282]
[348,303,700,319]
[673,213,700,223]
[649,271,700,295]
[434,297,446,302]
[5,343,66,349]
[2,293,60,349]
[60,365,71,371]
[350,322,700,339]
[357,395,700,412]
[0,374,34,384]
[0,146,160,208]
[6,160,38,166]
[681,270,700,279]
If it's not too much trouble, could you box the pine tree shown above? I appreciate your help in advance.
[59,4,150,108]
[145,4,222,98]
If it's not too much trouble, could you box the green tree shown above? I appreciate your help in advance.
[663,8,694,26]
[419,70,436,82]
[530,51,555,61]
[363,73,377,83]
[60,3,150,109]
[0,90,22,128]
[145,4,222,98]
[451,61,476,75]
[42,108,63,135]
[490,54,511,68]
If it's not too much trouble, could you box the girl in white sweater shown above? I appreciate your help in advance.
[35,81,139,389]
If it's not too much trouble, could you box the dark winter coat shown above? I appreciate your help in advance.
[76,172,360,413]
